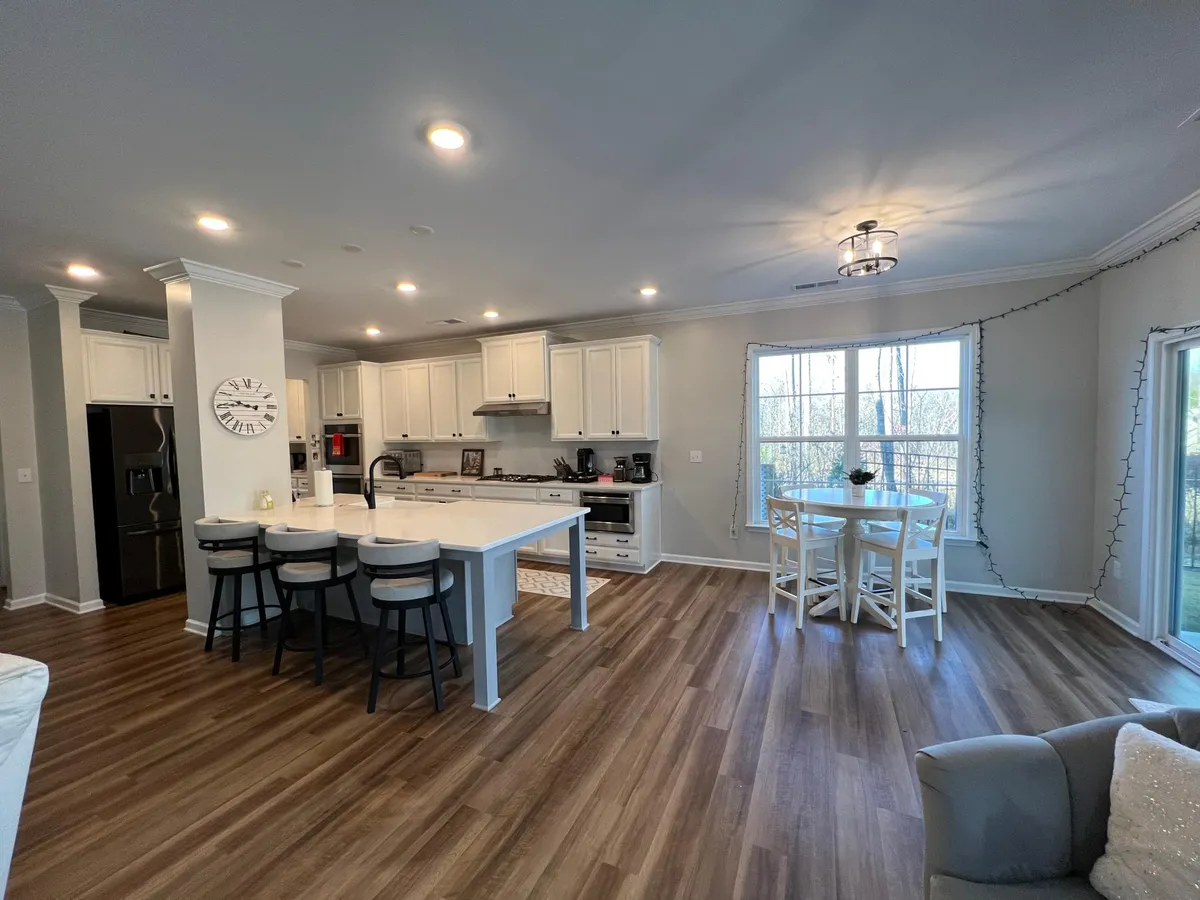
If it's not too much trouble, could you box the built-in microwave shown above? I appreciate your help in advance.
[580,492,635,534]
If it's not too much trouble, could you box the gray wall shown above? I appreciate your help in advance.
[363,274,1100,592]
[1092,231,1200,619]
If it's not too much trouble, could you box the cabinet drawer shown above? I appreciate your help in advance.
[378,481,415,495]
[471,485,538,502]
[414,483,470,499]
[583,546,641,566]
[376,491,414,502]
[582,532,639,549]
[538,488,576,504]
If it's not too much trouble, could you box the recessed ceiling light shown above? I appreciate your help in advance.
[281,259,305,268]
[396,281,418,293]
[483,310,499,319]
[365,326,381,336]
[426,123,467,150]
[67,263,99,279]
[409,225,435,237]
[638,285,658,297]
[341,243,364,253]
[196,215,230,232]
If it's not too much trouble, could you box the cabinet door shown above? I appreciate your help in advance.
[319,368,342,418]
[481,340,514,402]
[286,379,307,441]
[428,360,459,441]
[614,343,649,438]
[584,345,616,438]
[402,363,432,441]
[380,365,409,440]
[511,335,548,400]
[539,518,573,557]
[550,347,585,440]
[84,334,159,404]
[156,344,173,404]
[339,365,363,419]
[455,357,488,441]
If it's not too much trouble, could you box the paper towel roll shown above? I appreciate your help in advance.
[314,469,334,507]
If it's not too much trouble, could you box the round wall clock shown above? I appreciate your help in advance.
[213,377,279,436]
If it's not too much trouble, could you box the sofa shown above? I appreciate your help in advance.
[915,708,1200,899]
[0,654,48,898]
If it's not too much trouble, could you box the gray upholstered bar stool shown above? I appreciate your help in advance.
[357,535,462,713]
[194,517,278,662]
[265,524,369,686]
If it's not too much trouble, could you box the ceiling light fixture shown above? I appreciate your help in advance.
[396,281,417,293]
[341,243,364,253]
[365,326,381,336]
[281,259,305,268]
[196,215,230,232]
[483,310,499,319]
[67,263,99,279]
[836,220,898,277]
[426,122,467,150]
[638,285,658,297]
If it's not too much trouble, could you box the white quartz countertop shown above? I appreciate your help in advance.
[228,498,586,552]
[373,474,661,491]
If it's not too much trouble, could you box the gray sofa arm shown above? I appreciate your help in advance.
[916,734,1072,895]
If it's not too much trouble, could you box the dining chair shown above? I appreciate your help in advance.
[767,497,846,629]
[855,504,947,648]
[866,489,948,613]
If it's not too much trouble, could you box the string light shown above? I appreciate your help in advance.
[731,220,1200,613]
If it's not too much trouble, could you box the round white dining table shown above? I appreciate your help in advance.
[781,487,935,628]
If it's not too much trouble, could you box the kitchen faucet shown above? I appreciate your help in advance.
[364,455,401,510]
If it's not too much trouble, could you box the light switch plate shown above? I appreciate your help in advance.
[689,450,703,463]
[16,468,32,483]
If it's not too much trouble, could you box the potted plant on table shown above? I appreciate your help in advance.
[843,466,877,501]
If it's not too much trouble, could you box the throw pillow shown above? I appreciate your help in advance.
[1089,723,1200,899]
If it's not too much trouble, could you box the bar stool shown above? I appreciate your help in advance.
[265,524,368,686]
[194,517,278,662]
[357,535,462,713]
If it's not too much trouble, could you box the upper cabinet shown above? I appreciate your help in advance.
[319,363,364,419]
[82,331,171,405]
[549,337,660,441]
[285,379,309,442]
[478,331,558,402]
[382,355,490,443]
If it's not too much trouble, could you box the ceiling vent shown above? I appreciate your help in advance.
[426,317,465,326]
[793,279,841,292]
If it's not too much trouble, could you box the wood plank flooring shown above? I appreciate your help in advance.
[3,562,1200,900]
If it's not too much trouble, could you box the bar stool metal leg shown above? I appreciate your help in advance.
[205,575,224,653]
[313,587,326,686]
[436,598,462,678]
[396,607,408,675]
[421,603,444,711]
[253,567,268,638]
[344,580,370,659]
[273,589,293,676]
[368,607,391,714]
[232,574,243,662]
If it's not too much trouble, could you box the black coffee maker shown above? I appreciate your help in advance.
[630,452,653,484]
[577,447,597,478]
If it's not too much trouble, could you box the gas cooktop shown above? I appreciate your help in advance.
[477,474,557,483]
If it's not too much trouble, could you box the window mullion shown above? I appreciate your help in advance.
[845,348,859,469]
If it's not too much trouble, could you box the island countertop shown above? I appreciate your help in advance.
[372,474,661,491]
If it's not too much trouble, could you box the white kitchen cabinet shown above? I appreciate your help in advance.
[428,360,459,441]
[584,345,617,438]
[478,331,558,403]
[319,364,364,419]
[380,362,432,441]
[285,379,308,442]
[82,331,170,405]
[549,346,585,439]
[614,341,653,439]
[387,355,490,443]
[480,340,514,403]
[455,357,488,441]
[512,335,549,400]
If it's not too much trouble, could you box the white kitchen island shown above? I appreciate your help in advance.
[228,497,589,710]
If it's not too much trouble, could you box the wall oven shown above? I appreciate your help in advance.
[332,474,363,495]
[580,491,635,534]
[322,423,362,474]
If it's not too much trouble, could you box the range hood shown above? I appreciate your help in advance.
[473,400,551,417]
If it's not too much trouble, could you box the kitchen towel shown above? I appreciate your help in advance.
[314,469,334,507]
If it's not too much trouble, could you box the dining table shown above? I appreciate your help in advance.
[781,487,935,628]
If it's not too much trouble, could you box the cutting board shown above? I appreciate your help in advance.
[411,471,459,479]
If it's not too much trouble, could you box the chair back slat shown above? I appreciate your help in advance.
[766,497,800,535]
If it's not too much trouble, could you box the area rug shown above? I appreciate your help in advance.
[1129,698,1176,714]
[517,568,609,598]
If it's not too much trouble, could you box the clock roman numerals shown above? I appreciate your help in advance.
[264,413,275,422]
[219,411,233,423]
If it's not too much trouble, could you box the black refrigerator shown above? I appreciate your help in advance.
[87,405,186,604]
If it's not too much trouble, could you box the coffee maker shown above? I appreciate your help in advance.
[576,447,598,479]
[630,452,653,484]
[612,457,628,482]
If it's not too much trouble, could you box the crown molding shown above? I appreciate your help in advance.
[1092,186,1200,268]
[143,258,297,299]
[79,307,169,338]
[283,339,357,358]
[0,295,23,311]
[45,285,97,305]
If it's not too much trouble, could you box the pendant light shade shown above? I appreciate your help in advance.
[837,220,898,277]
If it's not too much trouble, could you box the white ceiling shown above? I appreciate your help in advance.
[2,0,1199,348]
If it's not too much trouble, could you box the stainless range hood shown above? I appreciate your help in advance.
[473,400,551,417]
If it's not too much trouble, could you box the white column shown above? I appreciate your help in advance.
[145,259,296,628]
[22,286,101,612]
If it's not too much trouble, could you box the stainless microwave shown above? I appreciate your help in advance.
[580,491,634,534]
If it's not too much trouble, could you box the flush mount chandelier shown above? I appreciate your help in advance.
[837,219,898,277]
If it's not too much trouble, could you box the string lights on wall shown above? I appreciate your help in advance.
[731,220,1200,612]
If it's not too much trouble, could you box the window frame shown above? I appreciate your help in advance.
[745,325,979,541]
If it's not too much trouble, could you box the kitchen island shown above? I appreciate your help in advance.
[228,497,588,710]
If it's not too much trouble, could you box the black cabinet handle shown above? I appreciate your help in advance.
[149,392,156,399]
[549,493,561,498]
[617,553,629,558]
[585,549,597,555]
[451,489,462,493]
[578,431,582,436]
[616,538,629,543]
[163,393,169,400]
[585,535,597,541]
[337,412,343,417]
[424,487,434,491]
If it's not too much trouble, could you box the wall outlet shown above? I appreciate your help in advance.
[1112,559,1122,580]
[690,450,703,463]
[16,468,32,484]
[729,523,738,539]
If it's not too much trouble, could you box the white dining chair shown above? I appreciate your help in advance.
[866,489,948,612]
[767,497,846,629]
[854,504,947,649]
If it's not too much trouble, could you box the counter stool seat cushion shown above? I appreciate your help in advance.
[206,549,257,570]
[371,568,454,603]
[277,552,358,585]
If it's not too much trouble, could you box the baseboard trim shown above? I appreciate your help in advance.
[3,593,46,611]
[660,553,769,572]
[944,580,1090,606]
[43,594,105,614]
[183,618,208,637]
[1086,597,1142,637]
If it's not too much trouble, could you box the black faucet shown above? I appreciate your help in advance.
[364,455,402,510]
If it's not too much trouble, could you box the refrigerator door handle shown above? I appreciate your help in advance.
[165,426,178,498]
[124,523,182,538]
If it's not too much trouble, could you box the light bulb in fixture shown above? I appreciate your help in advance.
[426,123,467,150]
[483,310,499,319]
[196,215,230,232]
[67,263,99,279]
[638,285,658,297]
[842,249,854,263]
[871,239,882,256]
[396,281,417,293]
[365,326,381,336]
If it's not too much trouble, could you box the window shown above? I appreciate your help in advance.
[748,330,975,538]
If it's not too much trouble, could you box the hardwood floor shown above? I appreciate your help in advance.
[3,562,1200,900]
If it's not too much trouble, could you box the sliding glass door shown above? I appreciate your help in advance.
[1171,342,1200,652]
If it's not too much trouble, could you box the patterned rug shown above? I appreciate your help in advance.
[517,568,609,599]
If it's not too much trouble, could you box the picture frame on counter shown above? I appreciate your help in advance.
[461,448,484,477]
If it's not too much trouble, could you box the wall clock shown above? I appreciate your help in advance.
[213,377,279,436]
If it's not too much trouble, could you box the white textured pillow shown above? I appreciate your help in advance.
[1089,723,1200,900]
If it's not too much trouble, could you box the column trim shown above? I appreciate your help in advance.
[144,259,297,299]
